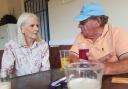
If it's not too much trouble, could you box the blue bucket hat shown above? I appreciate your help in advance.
[76,2,105,21]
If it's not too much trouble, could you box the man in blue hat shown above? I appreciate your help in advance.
[70,2,128,75]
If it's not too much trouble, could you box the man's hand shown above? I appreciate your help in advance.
[68,51,79,63]
[98,52,118,63]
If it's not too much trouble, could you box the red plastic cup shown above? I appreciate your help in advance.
[78,43,89,60]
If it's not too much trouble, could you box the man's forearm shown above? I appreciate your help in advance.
[104,59,128,75]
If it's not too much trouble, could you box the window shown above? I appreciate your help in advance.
[24,0,50,44]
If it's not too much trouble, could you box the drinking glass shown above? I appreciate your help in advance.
[59,50,70,71]
[64,61,104,89]
[0,69,11,89]
[78,43,89,60]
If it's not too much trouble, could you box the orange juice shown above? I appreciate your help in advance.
[61,57,69,69]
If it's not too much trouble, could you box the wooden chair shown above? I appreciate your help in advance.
[0,50,4,68]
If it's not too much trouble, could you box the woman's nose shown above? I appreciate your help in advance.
[34,26,39,31]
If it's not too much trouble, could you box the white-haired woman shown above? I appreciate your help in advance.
[1,13,50,76]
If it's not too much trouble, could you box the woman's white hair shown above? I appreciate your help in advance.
[17,12,41,47]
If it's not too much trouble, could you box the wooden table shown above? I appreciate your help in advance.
[102,74,128,89]
[11,69,128,89]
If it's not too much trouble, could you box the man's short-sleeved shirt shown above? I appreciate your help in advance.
[70,24,128,60]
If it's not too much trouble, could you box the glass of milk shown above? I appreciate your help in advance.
[0,69,11,89]
[64,61,104,89]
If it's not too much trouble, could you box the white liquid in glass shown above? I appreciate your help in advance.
[68,78,101,89]
[0,82,11,89]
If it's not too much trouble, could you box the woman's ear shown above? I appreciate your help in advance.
[21,27,25,34]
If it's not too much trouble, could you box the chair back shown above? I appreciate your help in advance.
[0,50,4,68]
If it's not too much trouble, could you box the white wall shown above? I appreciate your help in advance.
[7,0,23,17]
[0,0,24,18]
[0,0,9,18]
[48,0,128,45]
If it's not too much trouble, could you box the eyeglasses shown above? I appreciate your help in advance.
[79,16,98,25]
[79,20,88,25]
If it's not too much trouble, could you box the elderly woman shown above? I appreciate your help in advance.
[1,13,50,76]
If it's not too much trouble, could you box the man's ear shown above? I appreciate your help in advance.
[91,20,100,28]
[95,21,100,27]
[96,17,102,26]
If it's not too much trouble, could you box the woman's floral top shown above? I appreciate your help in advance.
[1,40,50,76]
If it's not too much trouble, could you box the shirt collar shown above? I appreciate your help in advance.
[100,24,110,38]
[31,41,39,49]
[19,41,39,49]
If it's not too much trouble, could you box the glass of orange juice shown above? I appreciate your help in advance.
[59,50,70,71]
